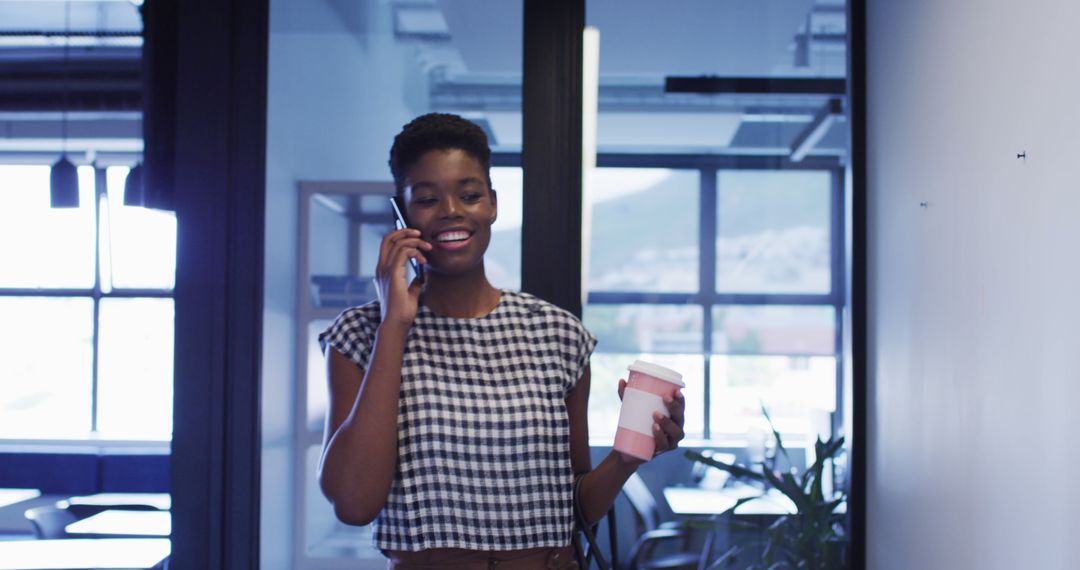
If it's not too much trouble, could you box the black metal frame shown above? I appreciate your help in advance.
[168,0,267,567]
[848,0,868,568]
[521,0,585,317]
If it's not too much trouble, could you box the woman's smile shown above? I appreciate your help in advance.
[432,228,474,250]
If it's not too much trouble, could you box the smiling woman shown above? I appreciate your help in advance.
[313,113,686,568]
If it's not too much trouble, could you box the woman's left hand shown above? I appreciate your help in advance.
[617,379,686,458]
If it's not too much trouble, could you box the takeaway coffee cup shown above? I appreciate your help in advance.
[613,360,685,461]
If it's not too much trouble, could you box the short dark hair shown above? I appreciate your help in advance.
[388,113,492,194]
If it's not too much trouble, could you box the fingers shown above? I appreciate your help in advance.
[651,412,685,456]
[378,229,431,276]
[651,390,686,456]
[390,241,428,271]
[666,390,685,426]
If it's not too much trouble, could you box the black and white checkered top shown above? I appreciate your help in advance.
[319,290,597,552]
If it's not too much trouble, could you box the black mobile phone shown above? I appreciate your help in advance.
[390,196,425,282]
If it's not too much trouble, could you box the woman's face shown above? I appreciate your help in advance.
[402,148,497,276]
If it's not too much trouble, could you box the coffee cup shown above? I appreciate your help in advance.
[613,359,684,461]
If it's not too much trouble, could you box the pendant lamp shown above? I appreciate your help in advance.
[124,162,145,207]
[50,155,80,208]
[51,0,79,209]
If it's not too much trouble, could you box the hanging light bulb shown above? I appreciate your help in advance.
[50,155,80,208]
[124,162,145,207]
[51,0,79,209]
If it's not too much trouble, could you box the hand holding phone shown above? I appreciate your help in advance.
[390,196,426,283]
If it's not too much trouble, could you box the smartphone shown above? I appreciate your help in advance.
[390,196,425,282]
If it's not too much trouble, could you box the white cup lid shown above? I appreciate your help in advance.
[627,360,684,387]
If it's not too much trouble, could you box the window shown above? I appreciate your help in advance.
[0,164,176,441]
[584,160,842,444]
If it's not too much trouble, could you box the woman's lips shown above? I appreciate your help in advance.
[433,230,473,250]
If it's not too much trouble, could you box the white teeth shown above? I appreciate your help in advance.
[436,231,471,242]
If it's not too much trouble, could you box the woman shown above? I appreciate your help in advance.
[318,113,685,569]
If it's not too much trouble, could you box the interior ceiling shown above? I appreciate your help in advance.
[0,0,848,159]
[442,0,818,77]
[433,0,847,155]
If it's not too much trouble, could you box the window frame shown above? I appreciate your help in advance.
[583,153,846,442]
[0,164,174,445]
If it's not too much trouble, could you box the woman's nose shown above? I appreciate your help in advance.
[439,196,464,218]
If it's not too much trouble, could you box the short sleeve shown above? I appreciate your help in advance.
[566,318,598,394]
[318,303,381,370]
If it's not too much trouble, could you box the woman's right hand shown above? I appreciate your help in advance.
[375,228,431,327]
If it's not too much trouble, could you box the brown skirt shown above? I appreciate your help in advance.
[384,546,579,570]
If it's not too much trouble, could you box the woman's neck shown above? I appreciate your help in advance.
[421,266,501,318]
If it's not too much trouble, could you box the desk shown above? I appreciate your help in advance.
[663,486,797,517]
[0,538,170,569]
[66,492,170,510]
[66,510,171,538]
[0,488,41,508]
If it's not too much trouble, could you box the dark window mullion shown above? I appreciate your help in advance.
[831,167,846,438]
[700,167,718,440]
[91,166,107,433]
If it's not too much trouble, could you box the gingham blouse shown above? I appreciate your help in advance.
[319,290,597,552]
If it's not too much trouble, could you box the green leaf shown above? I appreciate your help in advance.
[685,450,766,482]
[760,403,793,467]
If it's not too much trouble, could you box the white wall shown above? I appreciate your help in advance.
[867,1,1080,568]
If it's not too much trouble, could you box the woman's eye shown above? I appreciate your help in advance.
[414,197,437,206]
[462,192,482,202]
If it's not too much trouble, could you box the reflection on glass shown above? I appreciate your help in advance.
[716,170,831,294]
[589,353,704,442]
[584,306,704,440]
[0,165,96,288]
[713,305,835,356]
[709,354,836,439]
[0,297,93,437]
[96,298,174,438]
[486,167,522,291]
[586,168,698,292]
[105,167,178,289]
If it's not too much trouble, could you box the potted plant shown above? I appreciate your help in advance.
[685,408,847,570]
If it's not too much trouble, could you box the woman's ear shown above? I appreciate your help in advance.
[489,188,498,223]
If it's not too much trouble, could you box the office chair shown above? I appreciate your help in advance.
[621,473,707,570]
[24,505,78,539]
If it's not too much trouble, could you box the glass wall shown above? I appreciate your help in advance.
[262,1,523,567]
[582,0,846,444]
[581,1,848,567]
[263,0,849,567]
